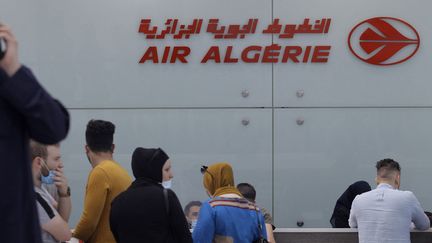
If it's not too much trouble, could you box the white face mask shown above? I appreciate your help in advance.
[191,219,198,230]
[162,179,172,189]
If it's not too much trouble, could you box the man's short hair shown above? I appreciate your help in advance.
[376,158,401,179]
[29,141,59,160]
[184,201,202,215]
[85,119,115,152]
[237,183,256,202]
[30,140,48,160]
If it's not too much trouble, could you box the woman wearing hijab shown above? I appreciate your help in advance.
[330,180,371,228]
[109,147,192,243]
[192,162,267,243]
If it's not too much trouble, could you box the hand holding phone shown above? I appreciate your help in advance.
[0,37,6,60]
[0,24,21,76]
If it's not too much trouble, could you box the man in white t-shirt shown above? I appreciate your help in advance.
[349,158,430,243]
[30,141,71,242]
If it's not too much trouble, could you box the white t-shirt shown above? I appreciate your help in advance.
[35,186,60,243]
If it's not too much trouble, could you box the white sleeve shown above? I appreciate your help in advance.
[348,197,358,228]
[409,192,430,230]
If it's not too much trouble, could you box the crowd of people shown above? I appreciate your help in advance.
[29,119,271,243]
[26,122,432,243]
[1,23,431,243]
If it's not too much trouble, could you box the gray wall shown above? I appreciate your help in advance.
[1,0,432,227]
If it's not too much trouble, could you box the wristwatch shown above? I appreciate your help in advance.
[59,186,71,197]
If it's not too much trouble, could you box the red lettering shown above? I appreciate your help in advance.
[224,46,239,63]
[201,46,221,63]
[262,44,281,63]
[139,46,158,63]
[311,46,331,63]
[140,45,332,64]
[282,46,302,63]
[170,46,190,63]
[241,46,261,63]
[302,46,312,63]
[161,46,170,63]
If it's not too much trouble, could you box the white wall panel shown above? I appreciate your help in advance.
[273,0,432,107]
[2,0,432,230]
[0,0,272,108]
[274,108,432,227]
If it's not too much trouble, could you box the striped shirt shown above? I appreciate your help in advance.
[193,197,267,243]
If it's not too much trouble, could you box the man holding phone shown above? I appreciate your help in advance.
[0,24,70,243]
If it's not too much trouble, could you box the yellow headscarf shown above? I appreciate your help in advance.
[203,162,243,197]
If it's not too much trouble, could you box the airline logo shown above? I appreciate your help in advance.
[348,17,420,66]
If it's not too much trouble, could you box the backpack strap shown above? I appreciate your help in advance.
[163,188,170,215]
[36,192,55,219]
[253,205,268,243]
[163,188,172,243]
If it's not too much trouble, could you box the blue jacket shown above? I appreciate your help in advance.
[193,197,267,243]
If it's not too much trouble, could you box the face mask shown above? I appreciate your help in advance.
[162,180,172,189]
[41,170,55,184]
[40,159,55,185]
[191,219,198,230]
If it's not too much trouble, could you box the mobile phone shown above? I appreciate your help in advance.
[0,37,6,60]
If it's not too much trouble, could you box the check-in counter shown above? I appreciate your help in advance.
[274,228,432,243]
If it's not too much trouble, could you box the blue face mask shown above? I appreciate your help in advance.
[40,160,55,185]
[41,170,55,184]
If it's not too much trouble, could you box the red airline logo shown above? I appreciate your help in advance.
[348,17,420,66]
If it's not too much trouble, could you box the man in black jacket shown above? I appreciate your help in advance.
[0,24,70,243]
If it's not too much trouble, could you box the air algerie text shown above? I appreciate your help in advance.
[139,45,331,64]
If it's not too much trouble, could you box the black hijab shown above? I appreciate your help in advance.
[131,147,169,183]
[330,180,371,228]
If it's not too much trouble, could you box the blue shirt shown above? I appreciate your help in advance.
[192,197,267,243]
[349,183,430,243]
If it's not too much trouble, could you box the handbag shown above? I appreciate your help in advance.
[253,206,269,243]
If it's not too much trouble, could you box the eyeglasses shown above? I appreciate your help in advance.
[200,165,208,174]
[191,212,199,217]
[200,165,215,180]
[200,165,215,195]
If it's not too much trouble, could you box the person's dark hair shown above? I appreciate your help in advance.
[85,119,115,152]
[376,158,401,178]
[131,147,169,182]
[330,180,371,228]
[425,211,432,226]
[184,201,202,215]
[237,183,256,202]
